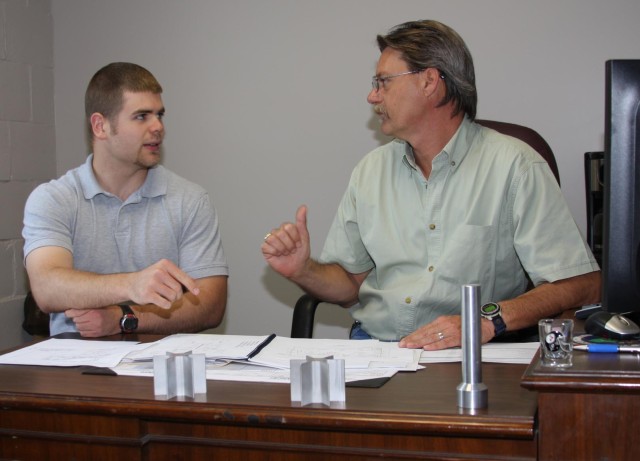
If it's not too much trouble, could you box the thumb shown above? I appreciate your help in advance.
[296,205,310,244]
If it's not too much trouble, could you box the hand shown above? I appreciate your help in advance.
[261,205,311,280]
[127,259,200,309]
[65,307,121,337]
[399,315,463,350]
[399,315,495,350]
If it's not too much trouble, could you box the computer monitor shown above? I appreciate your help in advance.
[601,59,640,315]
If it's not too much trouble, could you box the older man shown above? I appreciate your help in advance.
[262,20,599,350]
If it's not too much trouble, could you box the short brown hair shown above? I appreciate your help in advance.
[85,62,162,139]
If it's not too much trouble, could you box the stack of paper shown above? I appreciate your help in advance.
[245,336,419,370]
[0,335,535,384]
[419,342,539,364]
[0,338,146,368]
[124,334,276,363]
[116,334,421,383]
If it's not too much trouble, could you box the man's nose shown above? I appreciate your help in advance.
[367,87,381,105]
[151,116,164,133]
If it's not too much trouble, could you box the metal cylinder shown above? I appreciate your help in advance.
[457,284,488,409]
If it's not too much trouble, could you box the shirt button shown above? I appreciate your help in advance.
[429,224,436,230]
[428,266,435,272]
[405,297,412,304]
[450,161,456,166]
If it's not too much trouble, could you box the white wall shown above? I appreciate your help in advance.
[51,0,640,339]
[0,0,55,350]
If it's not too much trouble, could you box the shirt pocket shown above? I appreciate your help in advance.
[439,224,496,289]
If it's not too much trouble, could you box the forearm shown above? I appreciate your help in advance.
[133,275,227,333]
[66,276,227,337]
[289,259,366,307]
[31,267,133,313]
[500,271,601,332]
[27,244,206,314]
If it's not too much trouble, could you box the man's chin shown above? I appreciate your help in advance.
[379,123,395,138]
[137,154,162,169]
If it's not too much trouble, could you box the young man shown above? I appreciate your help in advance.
[262,20,600,350]
[23,62,228,337]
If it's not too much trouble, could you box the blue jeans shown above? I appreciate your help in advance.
[349,322,373,340]
[350,322,400,342]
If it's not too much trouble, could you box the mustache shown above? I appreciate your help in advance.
[373,105,386,115]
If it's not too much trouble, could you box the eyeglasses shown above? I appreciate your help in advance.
[371,69,445,91]
[371,70,421,91]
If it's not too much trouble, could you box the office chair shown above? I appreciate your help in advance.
[290,120,559,340]
[22,291,50,337]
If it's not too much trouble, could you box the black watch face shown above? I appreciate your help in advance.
[122,316,138,331]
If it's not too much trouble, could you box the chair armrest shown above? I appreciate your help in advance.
[22,291,50,337]
[291,294,322,338]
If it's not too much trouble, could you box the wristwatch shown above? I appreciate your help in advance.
[480,302,507,337]
[119,305,138,333]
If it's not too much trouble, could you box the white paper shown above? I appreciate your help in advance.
[248,336,418,370]
[113,359,398,384]
[124,334,273,362]
[0,338,145,368]
[0,334,420,385]
[419,342,539,364]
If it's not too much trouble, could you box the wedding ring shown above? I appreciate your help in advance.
[437,332,445,341]
[264,232,272,241]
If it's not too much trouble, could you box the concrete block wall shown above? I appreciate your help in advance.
[0,0,55,350]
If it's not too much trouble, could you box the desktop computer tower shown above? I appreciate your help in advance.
[584,151,604,266]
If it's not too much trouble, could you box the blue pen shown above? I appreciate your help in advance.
[574,343,640,354]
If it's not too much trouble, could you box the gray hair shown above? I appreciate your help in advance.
[376,20,477,120]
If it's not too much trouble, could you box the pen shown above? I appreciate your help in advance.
[247,333,276,359]
[574,344,640,354]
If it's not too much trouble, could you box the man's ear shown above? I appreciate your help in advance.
[422,68,444,97]
[90,113,109,140]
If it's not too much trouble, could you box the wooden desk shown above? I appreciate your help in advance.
[0,335,537,461]
[522,348,640,461]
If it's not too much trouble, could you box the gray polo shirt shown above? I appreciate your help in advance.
[23,154,228,334]
[320,118,598,340]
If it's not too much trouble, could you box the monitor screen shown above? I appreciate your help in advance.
[601,59,640,315]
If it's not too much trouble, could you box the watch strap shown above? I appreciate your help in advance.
[481,302,507,337]
[490,315,507,337]
[119,304,134,316]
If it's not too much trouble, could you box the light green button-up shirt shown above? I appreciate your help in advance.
[320,118,598,340]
